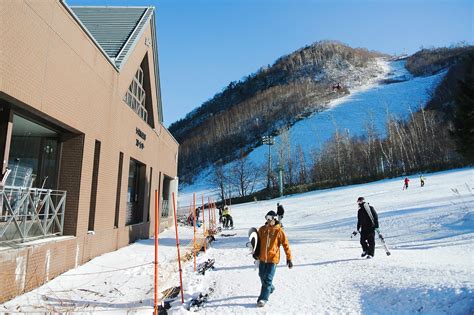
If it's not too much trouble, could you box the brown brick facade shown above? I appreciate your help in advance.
[0,0,178,303]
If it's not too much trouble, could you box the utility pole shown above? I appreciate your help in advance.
[262,135,275,189]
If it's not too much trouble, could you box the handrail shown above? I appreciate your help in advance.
[0,186,67,242]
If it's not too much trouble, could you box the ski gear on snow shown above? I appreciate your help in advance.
[377,231,391,256]
[361,251,367,257]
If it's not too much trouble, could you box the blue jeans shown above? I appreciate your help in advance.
[258,262,277,302]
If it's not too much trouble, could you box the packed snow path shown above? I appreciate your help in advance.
[2,168,473,314]
[177,168,473,314]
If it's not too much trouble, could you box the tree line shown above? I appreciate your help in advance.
[210,105,469,203]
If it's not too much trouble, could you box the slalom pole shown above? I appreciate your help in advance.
[193,193,197,272]
[154,190,160,315]
[172,192,184,303]
[213,201,217,228]
[208,197,211,230]
[202,194,206,252]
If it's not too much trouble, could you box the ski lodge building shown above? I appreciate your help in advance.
[0,0,179,302]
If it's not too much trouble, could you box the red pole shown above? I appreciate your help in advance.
[208,197,211,230]
[172,192,184,304]
[202,194,206,252]
[154,190,160,314]
[193,193,197,272]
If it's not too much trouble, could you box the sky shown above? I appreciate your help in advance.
[66,0,473,127]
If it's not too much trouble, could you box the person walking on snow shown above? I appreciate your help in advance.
[256,210,293,307]
[276,202,285,224]
[403,177,410,190]
[355,197,379,259]
[420,175,425,187]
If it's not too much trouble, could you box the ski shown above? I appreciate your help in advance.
[376,231,391,256]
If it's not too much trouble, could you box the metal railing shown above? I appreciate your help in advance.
[161,199,170,218]
[0,186,67,242]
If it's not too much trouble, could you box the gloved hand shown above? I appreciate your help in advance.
[375,228,380,234]
[351,231,358,237]
[286,260,293,269]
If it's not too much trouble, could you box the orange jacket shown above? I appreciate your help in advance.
[258,223,292,264]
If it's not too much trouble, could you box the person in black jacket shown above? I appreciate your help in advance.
[355,197,379,258]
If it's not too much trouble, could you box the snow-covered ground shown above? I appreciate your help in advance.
[180,60,446,205]
[3,168,473,314]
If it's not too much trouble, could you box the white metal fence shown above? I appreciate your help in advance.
[0,186,67,242]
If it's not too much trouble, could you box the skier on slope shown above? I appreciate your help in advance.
[256,210,293,307]
[354,197,379,259]
[420,175,425,187]
[403,177,410,190]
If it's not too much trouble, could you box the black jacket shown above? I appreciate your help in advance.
[357,203,379,232]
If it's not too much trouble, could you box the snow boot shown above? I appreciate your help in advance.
[257,300,266,307]
[361,251,367,258]
[366,255,373,259]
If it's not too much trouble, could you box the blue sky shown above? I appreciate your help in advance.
[66,0,473,127]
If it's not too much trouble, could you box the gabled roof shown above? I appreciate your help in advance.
[70,6,153,69]
[62,4,164,123]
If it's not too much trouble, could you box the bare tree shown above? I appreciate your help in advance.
[209,161,229,202]
[231,149,260,197]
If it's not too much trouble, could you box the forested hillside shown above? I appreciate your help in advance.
[169,41,384,183]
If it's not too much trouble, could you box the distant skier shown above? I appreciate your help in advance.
[256,210,293,307]
[276,203,285,222]
[403,177,410,190]
[222,205,233,229]
[420,175,425,187]
[354,197,379,259]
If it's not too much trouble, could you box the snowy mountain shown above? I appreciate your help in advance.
[4,167,473,313]
[170,41,386,183]
[179,58,447,205]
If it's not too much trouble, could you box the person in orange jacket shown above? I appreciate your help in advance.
[256,210,293,307]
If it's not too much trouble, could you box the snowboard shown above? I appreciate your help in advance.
[246,227,260,260]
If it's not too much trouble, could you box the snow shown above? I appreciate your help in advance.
[179,59,446,203]
[3,168,473,314]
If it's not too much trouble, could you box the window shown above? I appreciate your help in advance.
[124,67,148,122]
[7,115,59,189]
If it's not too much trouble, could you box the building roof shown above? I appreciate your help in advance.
[64,5,164,123]
[70,6,153,69]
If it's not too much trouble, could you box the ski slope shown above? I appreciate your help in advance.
[180,59,446,202]
[3,168,473,314]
